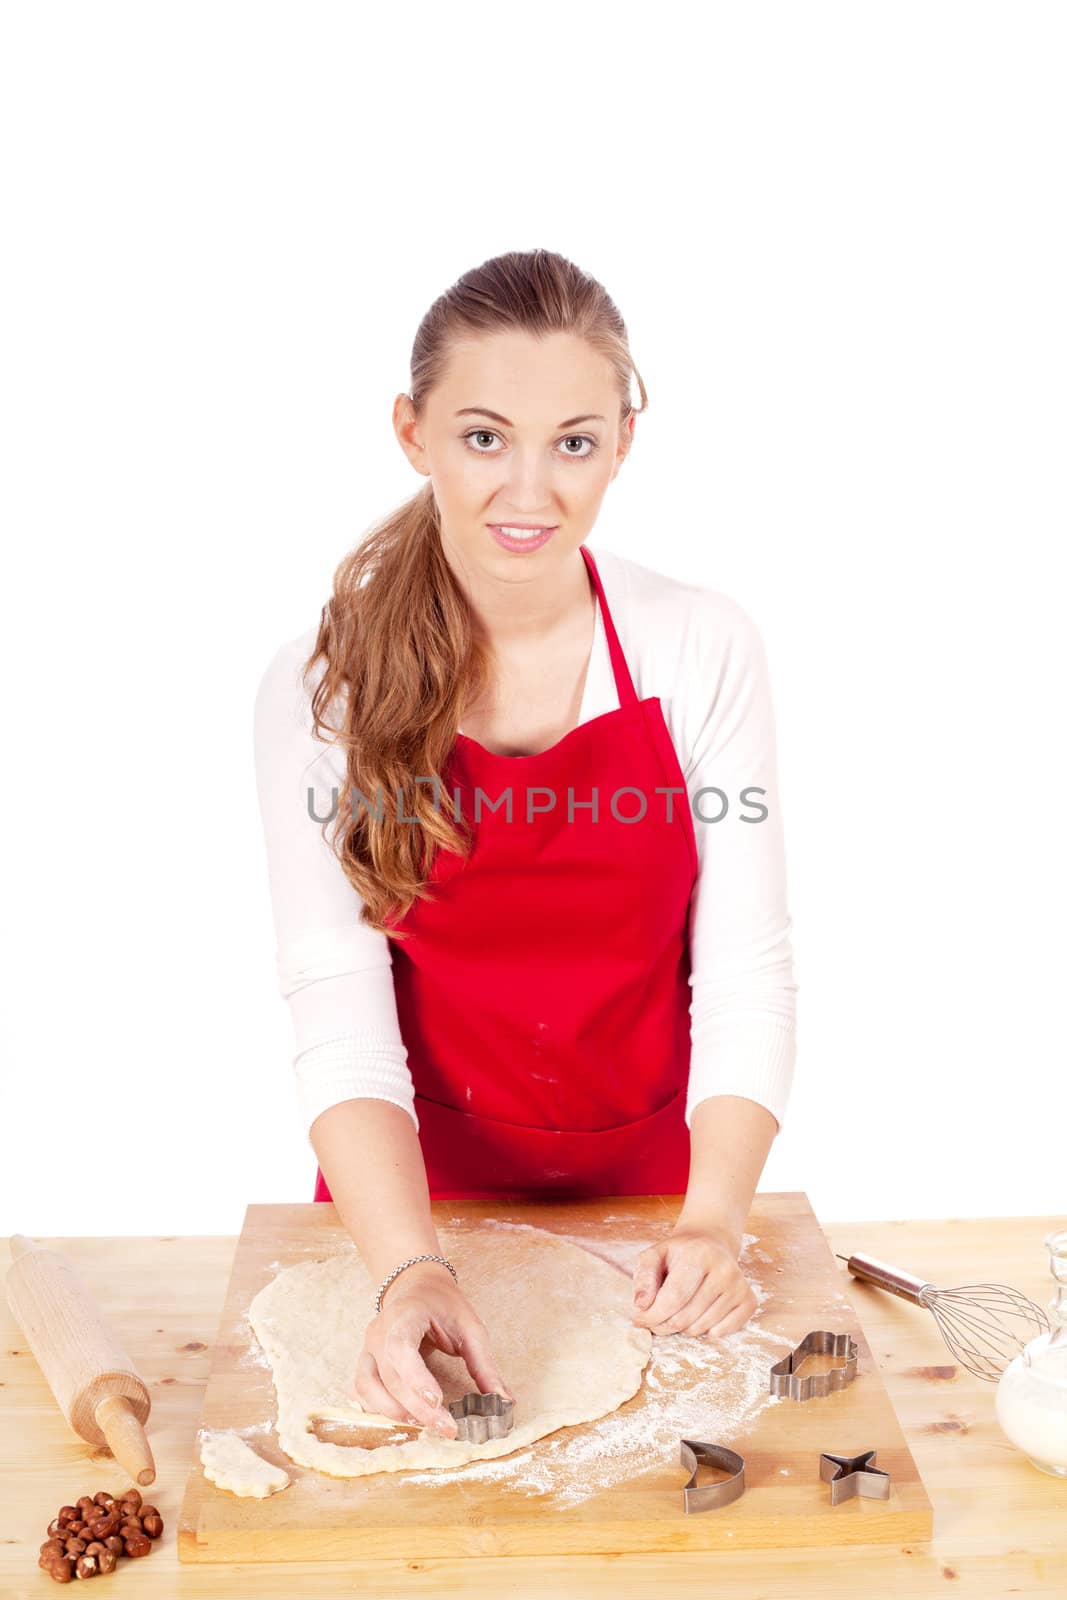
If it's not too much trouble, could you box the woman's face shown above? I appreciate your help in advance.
[394,329,633,587]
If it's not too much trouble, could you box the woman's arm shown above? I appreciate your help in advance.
[309,1098,451,1286]
[310,1098,513,1433]
[678,1094,779,1252]
[629,589,796,1335]
[631,1090,780,1337]
[681,589,798,1173]
[253,636,503,1426]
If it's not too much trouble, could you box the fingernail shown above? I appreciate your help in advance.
[421,1388,440,1406]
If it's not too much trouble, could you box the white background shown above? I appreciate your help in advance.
[2,3,1064,1246]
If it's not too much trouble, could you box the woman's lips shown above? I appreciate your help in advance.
[487,524,557,553]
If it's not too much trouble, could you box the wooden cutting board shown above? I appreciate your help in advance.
[178,1193,933,1561]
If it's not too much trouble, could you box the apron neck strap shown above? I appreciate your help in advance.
[580,545,638,709]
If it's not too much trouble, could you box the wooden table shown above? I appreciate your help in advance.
[3,1215,1065,1597]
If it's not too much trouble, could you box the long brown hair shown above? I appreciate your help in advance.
[303,248,648,937]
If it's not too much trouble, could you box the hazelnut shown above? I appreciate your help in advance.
[104,1536,124,1555]
[97,1549,117,1574]
[142,1513,164,1539]
[48,1518,70,1538]
[84,1541,106,1558]
[123,1532,151,1557]
[63,1538,86,1556]
[91,1512,119,1539]
[49,1556,74,1582]
[74,1552,98,1578]
[58,1506,77,1524]
[119,1520,142,1539]
[76,1497,95,1514]
[92,1492,112,1508]
[68,1520,86,1535]
[121,1488,142,1510]
[41,1540,66,1559]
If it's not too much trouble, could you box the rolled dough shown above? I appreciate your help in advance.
[248,1223,653,1478]
[199,1428,291,1497]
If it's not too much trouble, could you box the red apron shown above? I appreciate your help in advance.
[314,544,698,1202]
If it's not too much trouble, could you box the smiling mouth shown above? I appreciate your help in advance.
[487,523,557,535]
[487,524,558,550]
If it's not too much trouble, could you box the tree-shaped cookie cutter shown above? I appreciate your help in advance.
[769,1329,859,1400]
[446,1390,515,1443]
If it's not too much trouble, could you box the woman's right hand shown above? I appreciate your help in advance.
[350,1262,514,1438]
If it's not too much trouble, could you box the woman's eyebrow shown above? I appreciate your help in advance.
[455,407,606,428]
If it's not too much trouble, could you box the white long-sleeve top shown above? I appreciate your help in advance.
[253,544,798,1143]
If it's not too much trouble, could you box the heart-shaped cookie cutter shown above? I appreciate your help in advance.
[769,1329,859,1400]
[446,1390,515,1443]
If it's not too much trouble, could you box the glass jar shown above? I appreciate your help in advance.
[994,1228,1067,1476]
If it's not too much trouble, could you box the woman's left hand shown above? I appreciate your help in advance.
[630,1223,756,1338]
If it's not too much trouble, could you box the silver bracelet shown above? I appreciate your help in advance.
[374,1252,458,1315]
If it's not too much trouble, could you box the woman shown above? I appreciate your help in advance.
[254,249,797,1441]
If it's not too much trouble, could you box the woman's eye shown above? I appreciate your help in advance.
[462,430,598,460]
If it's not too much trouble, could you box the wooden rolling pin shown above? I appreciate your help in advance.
[5,1234,155,1486]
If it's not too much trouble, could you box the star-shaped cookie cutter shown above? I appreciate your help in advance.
[769,1329,859,1400]
[678,1439,746,1513]
[446,1390,515,1443]
[819,1448,891,1503]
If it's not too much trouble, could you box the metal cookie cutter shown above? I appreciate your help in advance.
[769,1329,858,1401]
[678,1439,746,1514]
[819,1448,891,1504]
[447,1390,515,1443]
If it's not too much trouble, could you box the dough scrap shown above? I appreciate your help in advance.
[199,1428,291,1497]
[248,1223,652,1478]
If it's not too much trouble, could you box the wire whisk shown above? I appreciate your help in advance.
[836,1251,1051,1382]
